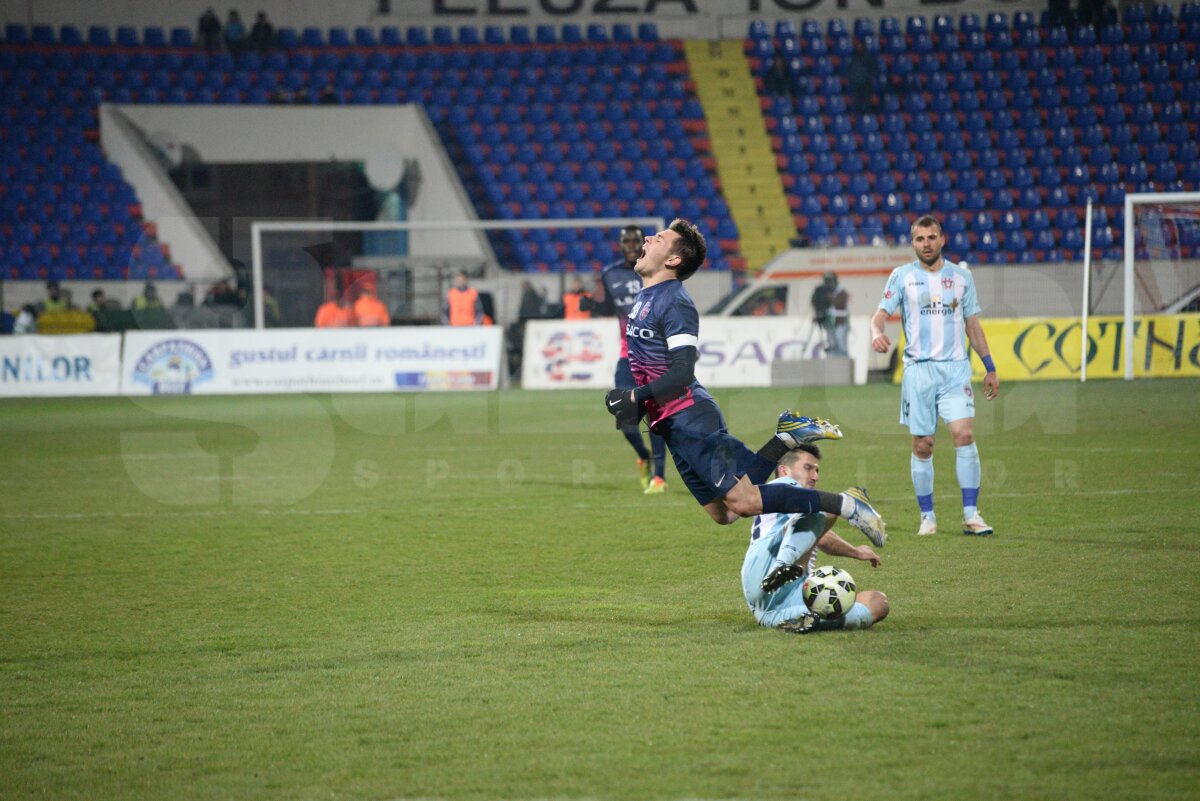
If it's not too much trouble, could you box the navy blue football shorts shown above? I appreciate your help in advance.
[652,398,760,505]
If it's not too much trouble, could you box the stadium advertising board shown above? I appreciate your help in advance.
[0,334,121,397]
[522,316,870,389]
[891,313,1200,382]
[121,327,503,395]
[972,314,1200,381]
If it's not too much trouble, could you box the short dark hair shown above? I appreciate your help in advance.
[911,214,943,236]
[668,218,707,281]
[620,225,643,239]
[779,442,822,467]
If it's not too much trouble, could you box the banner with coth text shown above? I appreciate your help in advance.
[522,317,872,389]
[121,327,503,395]
[892,314,1200,381]
[974,314,1200,380]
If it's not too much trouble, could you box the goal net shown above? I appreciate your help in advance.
[1084,192,1200,380]
[248,216,665,330]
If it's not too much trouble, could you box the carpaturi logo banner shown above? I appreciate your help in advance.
[122,327,503,395]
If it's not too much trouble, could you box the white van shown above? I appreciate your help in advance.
[708,245,909,372]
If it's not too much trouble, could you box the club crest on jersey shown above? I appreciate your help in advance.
[638,302,651,320]
[942,277,954,289]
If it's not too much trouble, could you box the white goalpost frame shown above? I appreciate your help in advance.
[1081,197,1093,383]
[249,216,666,330]
[1121,192,1200,380]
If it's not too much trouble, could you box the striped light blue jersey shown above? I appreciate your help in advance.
[878,259,980,365]
[748,477,826,550]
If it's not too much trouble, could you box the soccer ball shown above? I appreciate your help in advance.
[803,565,857,620]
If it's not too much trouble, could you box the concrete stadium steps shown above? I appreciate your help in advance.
[685,39,794,272]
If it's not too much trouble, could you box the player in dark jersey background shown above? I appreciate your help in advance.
[582,225,669,494]
[605,219,886,580]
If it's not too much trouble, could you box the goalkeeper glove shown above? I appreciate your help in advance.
[604,388,643,426]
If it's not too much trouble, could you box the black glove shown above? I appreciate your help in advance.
[604,388,643,427]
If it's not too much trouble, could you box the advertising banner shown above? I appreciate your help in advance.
[974,314,1200,381]
[0,334,122,397]
[521,319,621,390]
[522,316,871,389]
[121,327,503,395]
[891,314,1200,382]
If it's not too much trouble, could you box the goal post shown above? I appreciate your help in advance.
[249,216,665,330]
[1122,192,1200,380]
[1084,191,1200,381]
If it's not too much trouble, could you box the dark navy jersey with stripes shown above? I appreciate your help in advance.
[599,259,644,359]
[626,278,713,427]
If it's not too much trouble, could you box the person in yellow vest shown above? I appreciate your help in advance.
[37,280,73,313]
[353,286,390,327]
[131,282,164,310]
[314,295,356,327]
[442,271,483,326]
[561,277,592,320]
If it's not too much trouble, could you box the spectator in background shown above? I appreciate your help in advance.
[87,289,114,314]
[38,280,73,313]
[561,277,592,320]
[260,285,282,327]
[319,83,339,104]
[763,54,793,97]
[811,271,850,354]
[518,280,550,321]
[197,7,222,52]
[249,11,274,52]
[204,279,241,308]
[132,282,164,311]
[314,295,356,327]
[828,276,850,357]
[443,271,483,326]
[354,286,390,327]
[223,10,246,54]
[846,39,879,115]
[13,304,38,334]
[1047,0,1072,27]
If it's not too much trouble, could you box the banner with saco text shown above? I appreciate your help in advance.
[522,316,872,389]
[121,327,504,395]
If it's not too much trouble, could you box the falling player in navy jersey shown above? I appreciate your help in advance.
[604,219,887,548]
[582,225,669,494]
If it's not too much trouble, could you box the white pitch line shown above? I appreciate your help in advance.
[1,507,368,521]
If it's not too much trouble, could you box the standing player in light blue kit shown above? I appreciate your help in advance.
[869,215,1000,537]
[603,219,887,548]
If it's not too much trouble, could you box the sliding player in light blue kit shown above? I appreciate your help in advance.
[743,444,889,634]
[869,214,1000,537]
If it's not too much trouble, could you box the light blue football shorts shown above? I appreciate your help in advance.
[899,359,975,436]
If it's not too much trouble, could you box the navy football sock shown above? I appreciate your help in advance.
[758,483,843,515]
[622,426,650,460]
[650,432,667,478]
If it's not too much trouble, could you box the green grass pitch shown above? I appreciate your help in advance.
[2,379,1198,800]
